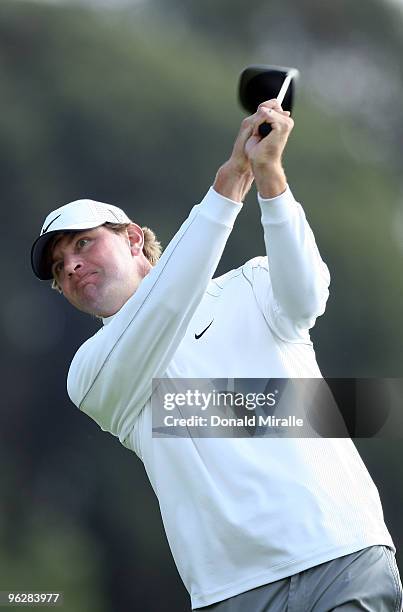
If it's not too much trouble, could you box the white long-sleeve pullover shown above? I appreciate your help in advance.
[67,186,394,609]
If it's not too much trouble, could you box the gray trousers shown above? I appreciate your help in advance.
[195,546,403,611]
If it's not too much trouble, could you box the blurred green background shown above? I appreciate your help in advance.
[1,0,403,610]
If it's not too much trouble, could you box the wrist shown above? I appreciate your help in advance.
[214,161,254,203]
[253,163,287,199]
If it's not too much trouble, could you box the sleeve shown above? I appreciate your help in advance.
[67,187,243,442]
[254,185,330,342]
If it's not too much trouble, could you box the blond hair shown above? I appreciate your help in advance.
[51,222,162,293]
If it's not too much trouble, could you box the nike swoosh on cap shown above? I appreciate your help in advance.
[41,214,62,235]
[195,320,214,340]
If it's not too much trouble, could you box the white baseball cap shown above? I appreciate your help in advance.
[31,198,132,280]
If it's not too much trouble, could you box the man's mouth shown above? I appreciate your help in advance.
[77,272,98,288]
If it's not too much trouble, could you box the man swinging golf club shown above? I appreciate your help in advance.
[31,66,402,611]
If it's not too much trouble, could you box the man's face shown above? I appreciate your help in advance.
[51,225,142,317]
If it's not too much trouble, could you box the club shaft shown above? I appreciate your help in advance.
[276,74,293,106]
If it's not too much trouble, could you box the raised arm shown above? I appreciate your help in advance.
[245,100,330,334]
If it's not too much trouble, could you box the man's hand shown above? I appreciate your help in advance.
[245,99,294,198]
[245,99,293,165]
[213,115,255,203]
[213,99,294,202]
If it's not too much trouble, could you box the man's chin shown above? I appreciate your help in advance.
[72,285,105,315]
[68,284,128,318]
[73,297,123,319]
[69,293,104,317]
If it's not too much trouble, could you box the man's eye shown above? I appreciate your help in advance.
[54,262,64,274]
[77,238,90,249]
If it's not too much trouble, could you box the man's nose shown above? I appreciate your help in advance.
[64,255,83,276]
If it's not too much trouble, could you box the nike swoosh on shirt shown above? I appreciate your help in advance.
[195,320,214,340]
[41,214,62,234]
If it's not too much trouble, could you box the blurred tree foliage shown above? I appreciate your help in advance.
[1,0,403,610]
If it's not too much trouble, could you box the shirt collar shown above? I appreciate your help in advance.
[102,314,116,326]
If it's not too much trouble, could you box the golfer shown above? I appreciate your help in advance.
[31,100,402,611]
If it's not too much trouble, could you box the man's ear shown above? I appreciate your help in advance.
[126,223,144,255]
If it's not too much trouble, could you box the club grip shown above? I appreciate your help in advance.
[258,122,272,138]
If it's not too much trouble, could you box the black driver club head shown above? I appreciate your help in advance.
[238,65,299,136]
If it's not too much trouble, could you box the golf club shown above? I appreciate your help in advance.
[238,65,300,137]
